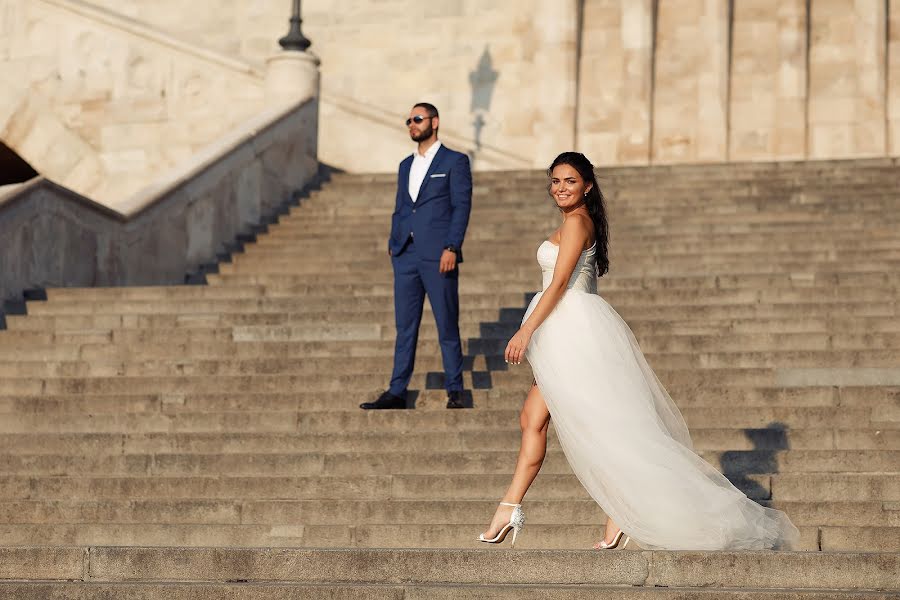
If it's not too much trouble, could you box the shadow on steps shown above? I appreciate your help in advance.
[414,293,533,407]
[721,422,789,502]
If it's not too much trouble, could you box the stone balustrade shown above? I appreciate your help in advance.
[0,98,318,304]
[0,0,269,208]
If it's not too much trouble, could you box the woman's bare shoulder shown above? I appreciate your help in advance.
[560,214,594,249]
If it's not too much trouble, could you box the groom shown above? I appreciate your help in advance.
[361,102,472,410]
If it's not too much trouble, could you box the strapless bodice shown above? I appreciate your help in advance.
[537,241,598,294]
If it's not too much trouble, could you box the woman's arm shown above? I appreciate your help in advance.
[505,216,593,364]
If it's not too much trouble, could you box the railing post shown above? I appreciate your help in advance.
[266,0,320,103]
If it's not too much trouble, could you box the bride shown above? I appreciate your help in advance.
[478,152,800,551]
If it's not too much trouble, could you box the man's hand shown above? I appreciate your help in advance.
[439,249,457,273]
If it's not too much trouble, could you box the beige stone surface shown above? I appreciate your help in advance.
[0,98,318,302]
[653,0,729,163]
[577,0,653,166]
[5,0,900,177]
[49,0,577,172]
[730,0,807,161]
[889,0,900,155]
[808,0,887,159]
[1,0,269,208]
[307,0,576,171]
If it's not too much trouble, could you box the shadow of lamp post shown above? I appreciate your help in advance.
[468,47,499,166]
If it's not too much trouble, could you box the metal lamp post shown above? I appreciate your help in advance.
[279,0,312,51]
[266,0,319,103]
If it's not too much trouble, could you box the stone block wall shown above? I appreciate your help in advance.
[577,0,654,165]
[0,99,318,302]
[807,0,887,159]
[651,0,730,163]
[0,0,267,209]
[729,0,807,161]
[892,0,900,155]
[75,0,580,172]
[3,0,899,176]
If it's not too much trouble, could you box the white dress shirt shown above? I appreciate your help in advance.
[408,140,442,202]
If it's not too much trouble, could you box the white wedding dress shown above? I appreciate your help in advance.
[523,240,800,550]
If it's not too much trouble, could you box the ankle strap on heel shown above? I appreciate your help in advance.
[499,502,521,507]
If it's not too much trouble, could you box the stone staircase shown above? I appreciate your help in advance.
[1,158,899,597]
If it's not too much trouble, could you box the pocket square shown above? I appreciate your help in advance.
[430,173,447,178]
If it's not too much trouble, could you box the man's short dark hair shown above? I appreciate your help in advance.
[413,102,439,118]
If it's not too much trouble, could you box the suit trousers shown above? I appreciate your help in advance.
[389,238,463,396]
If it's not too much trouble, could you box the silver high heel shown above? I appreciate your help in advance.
[478,502,526,547]
[594,529,630,550]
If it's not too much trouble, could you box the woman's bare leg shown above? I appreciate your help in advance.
[481,382,550,539]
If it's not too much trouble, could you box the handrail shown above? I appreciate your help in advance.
[36,0,264,78]
[0,96,318,304]
[0,98,310,222]
[119,99,310,218]
[0,176,124,221]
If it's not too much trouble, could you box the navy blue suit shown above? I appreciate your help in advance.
[388,144,472,397]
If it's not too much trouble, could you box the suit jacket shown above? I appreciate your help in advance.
[389,144,472,262]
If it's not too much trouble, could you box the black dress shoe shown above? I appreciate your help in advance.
[446,391,465,409]
[360,391,407,410]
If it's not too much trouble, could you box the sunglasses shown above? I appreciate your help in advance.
[405,115,433,126]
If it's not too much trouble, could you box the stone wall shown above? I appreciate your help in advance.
[729,0,806,161]
[73,0,579,171]
[652,0,730,162]
[2,0,899,175]
[892,0,900,155]
[0,99,318,303]
[0,0,267,209]
[808,0,887,159]
[576,0,654,165]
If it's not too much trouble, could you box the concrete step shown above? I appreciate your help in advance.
[8,314,900,344]
[1,426,895,457]
[245,227,900,250]
[5,318,899,349]
[34,272,900,301]
[0,502,898,552]
[7,335,900,364]
[0,404,890,433]
[207,269,900,289]
[305,237,900,255]
[36,275,900,300]
[303,182,899,202]
[261,214,898,233]
[0,442,896,475]
[0,500,893,550]
[3,348,899,377]
[5,368,898,396]
[0,455,897,502]
[217,253,900,274]
[3,582,898,599]
[30,273,900,300]
[15,300,900,326]
[3,385,889,413]
[0,474,894,527]
[0,447,897,486]
[209,471,899,503]
[1,546,897,591]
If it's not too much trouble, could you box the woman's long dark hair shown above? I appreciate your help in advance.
[547,152,610,276]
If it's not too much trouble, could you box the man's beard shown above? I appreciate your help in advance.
[410,125,434,142]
